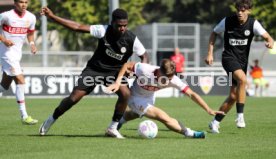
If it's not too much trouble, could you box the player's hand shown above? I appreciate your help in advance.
[205,54,213,66]
[265,42,273,49]
[30,44,37,54]
[2,39,14,47]
[41,7,54,18]
[106,83,120,93]
[207,109,225,116]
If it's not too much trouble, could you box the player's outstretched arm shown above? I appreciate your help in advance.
[41,7,90,33]
[107,62,136,93]
[184,88,224,116]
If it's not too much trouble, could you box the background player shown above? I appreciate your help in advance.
[0,0,38,125]
[205,0,274,133]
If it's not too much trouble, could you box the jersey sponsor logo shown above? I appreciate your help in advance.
[244,30,250,36]
[229,39,248,46]
[2,24,29,34]
[105,49,123,60]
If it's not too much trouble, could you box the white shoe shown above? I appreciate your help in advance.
[235,116,246,128]
[209,121,220,134]
[184,128,205,138]
[105,128,125,139]
[39,116,55,136]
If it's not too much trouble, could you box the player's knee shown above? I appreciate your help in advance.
[68,96,81,105]
[237,78,247,86]
[118,90,131,100]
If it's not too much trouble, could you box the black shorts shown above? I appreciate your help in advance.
[74,67,128,94]
[222,59,247,86]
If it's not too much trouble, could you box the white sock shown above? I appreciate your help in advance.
[184,127,194,137]
[0,85,5,93]
[213,119,220,125]
[16,84,28,119]
[108,121,119,129]
[47,115,55,122]
[237,113,244,118]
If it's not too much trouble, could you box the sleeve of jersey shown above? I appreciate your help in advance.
[253,20,267,36]
[133,62,143,76]
[171,76,189,93]
[133,37,146,56]
[0,12,7,26]
[90,25,107,38]
[27,15,36,33]
[213,18,226,34]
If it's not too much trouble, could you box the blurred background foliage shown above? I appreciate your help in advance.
[27,0,276,51]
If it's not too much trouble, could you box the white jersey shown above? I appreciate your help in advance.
[0,9,36,61]
[131,62,189,97]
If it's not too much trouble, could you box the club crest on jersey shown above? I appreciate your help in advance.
[199,76,214,95]
[121,47,126,53]
[244,30,250,36]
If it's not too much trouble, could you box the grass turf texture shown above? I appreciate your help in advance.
[0,96,275,159]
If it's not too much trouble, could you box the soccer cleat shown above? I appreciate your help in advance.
[184,128,205,139]
[209,121,220,134]
[193,131,205,139]
[22,116,38,125]
[39,116,55,136]
[235,116,246,128]
[105,128,125,139]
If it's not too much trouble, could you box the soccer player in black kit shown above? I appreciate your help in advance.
[39,7,148,138]
[205,0,274,133]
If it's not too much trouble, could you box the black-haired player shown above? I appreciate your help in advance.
[39,7,148,138]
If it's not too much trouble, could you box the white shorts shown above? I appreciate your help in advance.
[1,58,23,76]
[128,95,155,117]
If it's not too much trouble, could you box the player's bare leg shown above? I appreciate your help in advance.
[209,86,236,133]
[145,106,205,138]
[39,89,87,135]
[233,69,247,128]
[105,85,130,139]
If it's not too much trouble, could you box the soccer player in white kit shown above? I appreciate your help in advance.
[0,0,38,124]
[107,59,224,138]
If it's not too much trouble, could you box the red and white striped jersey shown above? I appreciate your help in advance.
[131,62,189,97]
[0,9,36,61]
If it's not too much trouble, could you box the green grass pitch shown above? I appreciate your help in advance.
[0,96,276,159]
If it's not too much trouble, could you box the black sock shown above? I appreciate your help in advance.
[112,110,124,122]
[214,114,225,122]
[53,97,76,120]
[236,103,244,113]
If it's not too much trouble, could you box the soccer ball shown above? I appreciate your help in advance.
[138,120,158,139]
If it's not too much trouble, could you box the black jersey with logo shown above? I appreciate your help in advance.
[223,15,255,65]
[87,25,136,72]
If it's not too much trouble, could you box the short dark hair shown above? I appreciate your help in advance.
[160,59,176,77]
[112,8,128,21]
[235,0,253,10]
